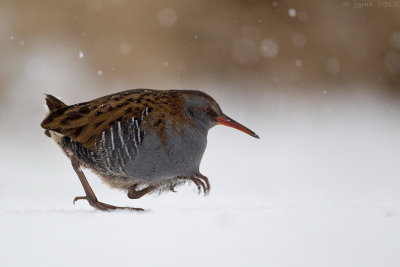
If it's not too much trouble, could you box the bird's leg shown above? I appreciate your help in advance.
[196,173,210,195]
[189,176,207,195]
[127,184,155,199]
[71,157,143,211]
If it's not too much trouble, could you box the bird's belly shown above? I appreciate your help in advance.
[125,128,207,182]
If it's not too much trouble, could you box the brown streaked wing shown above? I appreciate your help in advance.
[41,91,151,150]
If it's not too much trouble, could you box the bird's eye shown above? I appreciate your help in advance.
[203,106,212,112]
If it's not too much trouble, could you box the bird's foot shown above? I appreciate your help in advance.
[189,174,210,195]
[197,174,210,194]
[73,196,144,212]
[127,184,155,199]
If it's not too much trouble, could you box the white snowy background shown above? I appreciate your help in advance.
[1,1,400,267]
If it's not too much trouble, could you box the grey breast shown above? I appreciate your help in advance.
[93,116,208,183]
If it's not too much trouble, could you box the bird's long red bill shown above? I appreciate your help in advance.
[215,114,260,139]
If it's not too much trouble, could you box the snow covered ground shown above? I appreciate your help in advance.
[1,88,400,267]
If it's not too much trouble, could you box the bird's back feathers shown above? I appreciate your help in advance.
[40,89,194,150]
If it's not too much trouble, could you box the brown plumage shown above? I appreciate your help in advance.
[41,89,196,150]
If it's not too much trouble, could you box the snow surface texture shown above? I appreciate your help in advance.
[1,89,400,267]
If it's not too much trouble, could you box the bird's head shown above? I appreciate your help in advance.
[183,91,259,139]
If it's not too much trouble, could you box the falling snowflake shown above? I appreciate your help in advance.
[288,8,297,17]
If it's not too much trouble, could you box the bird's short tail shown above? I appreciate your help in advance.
[42,94,67,137]
[45,94,67,111]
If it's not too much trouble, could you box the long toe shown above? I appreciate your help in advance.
[73,195,144,212]
[73,196,87,204]
[197,174,210,195]
[97,201,144,212]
